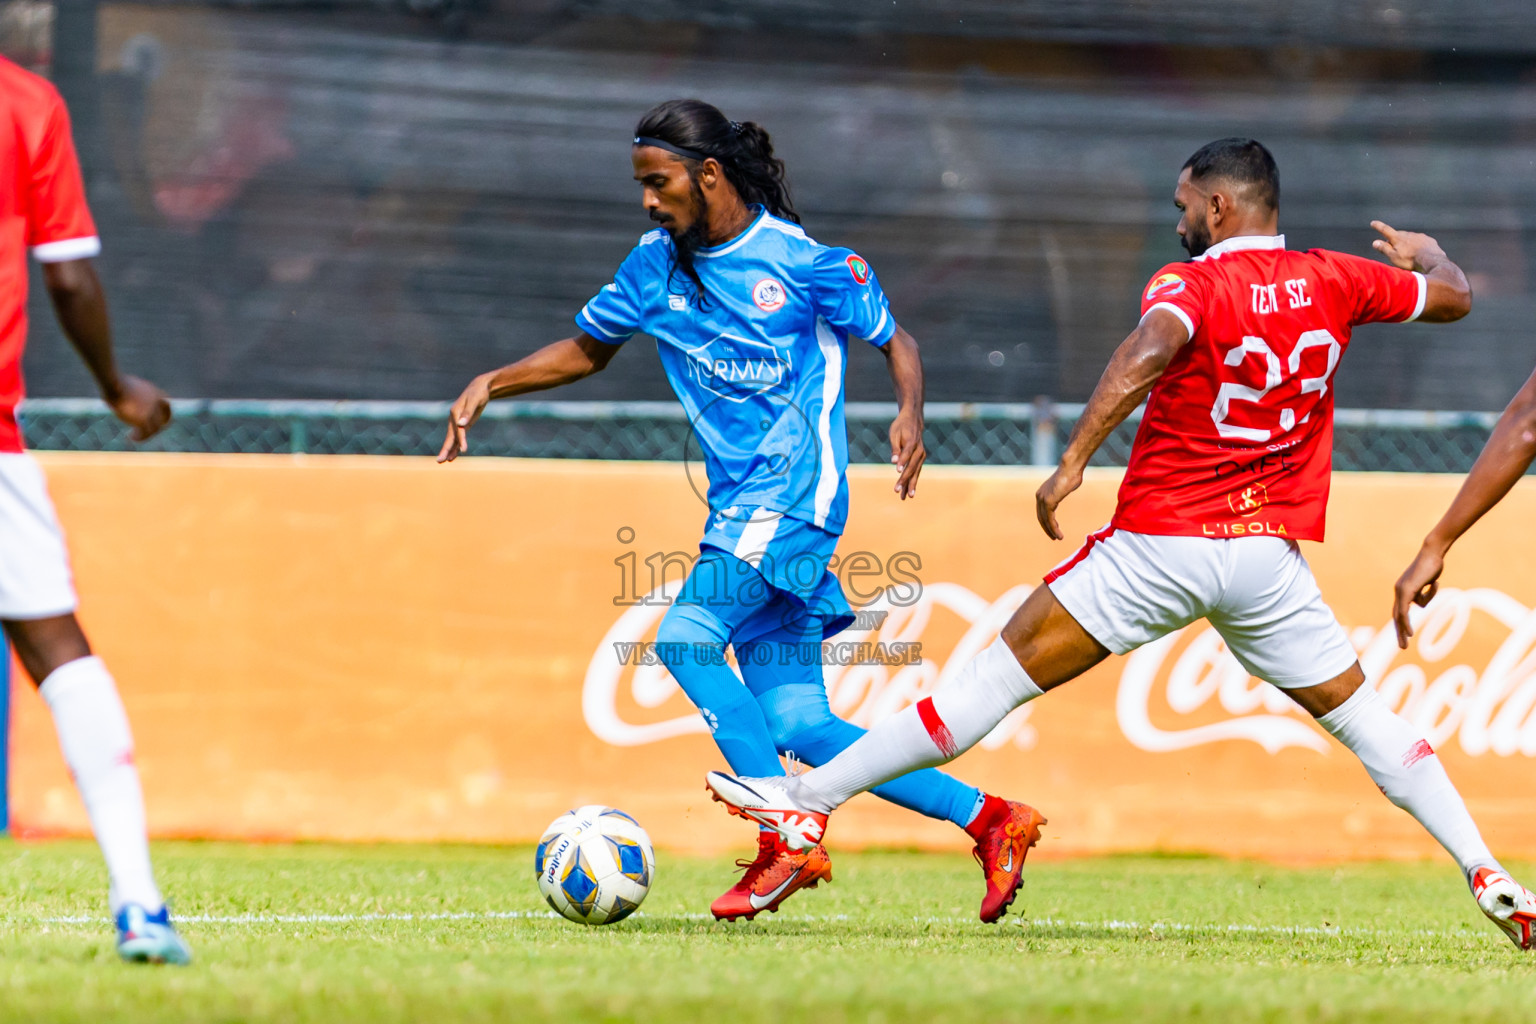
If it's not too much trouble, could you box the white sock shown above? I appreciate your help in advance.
[39,656,163,913]
[1317,685,1498,880]
[799,637,1043,811]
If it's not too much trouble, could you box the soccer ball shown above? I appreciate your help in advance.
[535,805,656,925]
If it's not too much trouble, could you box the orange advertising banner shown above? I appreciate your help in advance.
[11,453,1536,861]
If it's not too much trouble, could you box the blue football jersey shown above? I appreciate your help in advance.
[575,208,896,535]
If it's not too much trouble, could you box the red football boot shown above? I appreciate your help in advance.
[966,795,1046,924]
[710,830,833,922]
[1471,865,1536,949]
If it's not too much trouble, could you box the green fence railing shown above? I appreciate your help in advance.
[16,399,1506,473]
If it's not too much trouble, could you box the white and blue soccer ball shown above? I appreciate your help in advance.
[535,805,656,925]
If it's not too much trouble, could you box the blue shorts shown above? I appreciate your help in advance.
[686,505,854,643]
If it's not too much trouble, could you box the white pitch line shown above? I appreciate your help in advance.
[33,910,804,925]
[1015,916,1485,942]
[37,911,563,925]
[23,910,1485,941]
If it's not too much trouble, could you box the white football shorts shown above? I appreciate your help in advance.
[1045,526,1357,689]
[0,453,78,619]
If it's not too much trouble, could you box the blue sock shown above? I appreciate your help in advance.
[750,676,983,830]
[655,602,783,777]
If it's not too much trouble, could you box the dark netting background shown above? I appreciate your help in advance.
[6,0,1536,410]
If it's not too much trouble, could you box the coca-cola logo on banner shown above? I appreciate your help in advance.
[584,584,1536,759]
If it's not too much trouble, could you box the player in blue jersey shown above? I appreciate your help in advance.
[439,99,1043,922]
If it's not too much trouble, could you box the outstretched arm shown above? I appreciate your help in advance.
[1393,366,1536,648]
[1371,221,1472,323]
[1035,308,1189,539]
[42,258,170,441]
[437,333,619,462]
[879,325,926,499]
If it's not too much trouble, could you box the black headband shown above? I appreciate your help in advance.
[633,136,713,162]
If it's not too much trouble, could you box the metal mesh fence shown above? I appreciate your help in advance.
[14,4,1536,416]
[17,399,1510,474]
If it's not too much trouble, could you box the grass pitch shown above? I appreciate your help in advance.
[0,839,1530,1023]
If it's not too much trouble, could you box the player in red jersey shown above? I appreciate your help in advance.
[704,138,1536,948]
[0,56,189,963]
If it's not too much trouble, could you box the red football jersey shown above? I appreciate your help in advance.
[1113,234,1425,542]
[0,57,101,453]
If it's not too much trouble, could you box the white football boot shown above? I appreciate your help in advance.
[705,772,829,852]
[1471,866,1536,949]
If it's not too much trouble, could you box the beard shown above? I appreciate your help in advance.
[655,174,711,301]
[651,176,709,251]
[670,215,709,261]
[1181,214,1213,257]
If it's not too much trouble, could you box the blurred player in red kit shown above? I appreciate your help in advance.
[1390,324,1536,946]
[705,138,1536,948]
[0,56,189,963]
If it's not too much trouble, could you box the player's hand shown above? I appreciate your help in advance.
[439,374,493,463]
[1371,221,1447,273]
[1035,463,1082,540]
[106,375,171,442]
[889,407,926,500]
[1393,544,1445,649]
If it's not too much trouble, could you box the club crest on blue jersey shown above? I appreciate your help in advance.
[846,254,870,284]
[752,278,787,312]
[685,333,791,401]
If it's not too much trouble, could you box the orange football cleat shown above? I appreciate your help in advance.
[711,830,832,922]
[967,795,1046,924]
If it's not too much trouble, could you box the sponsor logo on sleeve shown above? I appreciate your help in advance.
[1145,272,1187,302]
[752,278,787,312]
[846,255,871,285]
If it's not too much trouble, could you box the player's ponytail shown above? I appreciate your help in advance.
[725,120,798,225]
[633,99,800,224]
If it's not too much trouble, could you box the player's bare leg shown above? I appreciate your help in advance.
[5,613,91,680]
[706,585,1101,920]
[999,584,1114,687]
[1285,662,1534,947]
[4,614,190,964]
